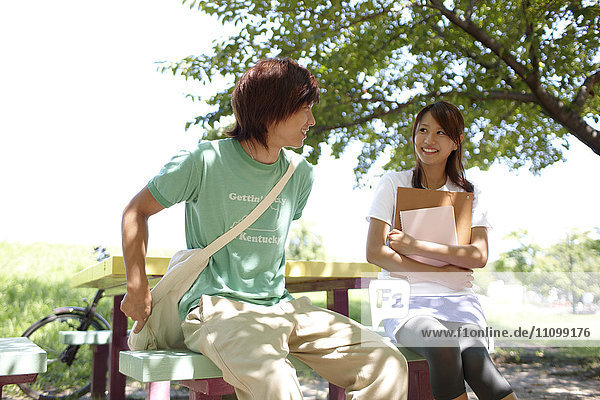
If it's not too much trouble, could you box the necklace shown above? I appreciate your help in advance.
[422,175,446,190]
[244,140,255,160]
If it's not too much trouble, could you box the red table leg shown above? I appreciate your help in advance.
[327,288,350,316]
[0,374,38,400]
[407,360,434,400]
[180,378,236,399]
[109,295,128,400]
[91,343,109,399]
[326,288,350,400]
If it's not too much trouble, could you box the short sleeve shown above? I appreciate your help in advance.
[147,150,201,208]
[367,173,397,227]
[471,183,492,229]
[293,161,314,220]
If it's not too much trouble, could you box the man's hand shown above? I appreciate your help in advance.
[120,288,152,333]
[387,229,418,255]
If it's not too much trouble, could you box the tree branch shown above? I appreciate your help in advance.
[352,96,407,107]
[426,0,600,156]
[310,93,429,135]
[465,0,479,20]
[522,0,540,80]
[466,91,537,103]
[311,89,537,136]
[573,69,600,111]
[429,23,502,72]
[342,6,394,30]
[427,0,529,79]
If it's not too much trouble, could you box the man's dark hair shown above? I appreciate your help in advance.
[227,58,320,148]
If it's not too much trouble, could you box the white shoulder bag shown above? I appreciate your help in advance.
[128,151,300,350]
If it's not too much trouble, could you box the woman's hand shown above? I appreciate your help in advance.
[432,265,474,290]
[391,265,473,290]
[387,229,418,255]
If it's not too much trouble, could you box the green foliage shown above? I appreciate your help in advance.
[493,229,542,273]
[163,0,599,182]
[494,229,600,274]
[286,221,327,261]
[492,229,600,308]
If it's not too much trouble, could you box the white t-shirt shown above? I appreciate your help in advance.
[367,169,491,296]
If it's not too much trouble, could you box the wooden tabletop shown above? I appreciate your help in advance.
[72,256,381,296]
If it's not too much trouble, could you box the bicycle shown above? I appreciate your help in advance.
[19,246,112,399]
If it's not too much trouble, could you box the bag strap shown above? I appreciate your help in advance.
[202,150,300,258]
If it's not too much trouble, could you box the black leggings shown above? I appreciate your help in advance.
[396,317,514,400]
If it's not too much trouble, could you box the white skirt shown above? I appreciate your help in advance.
[383,294,487,341]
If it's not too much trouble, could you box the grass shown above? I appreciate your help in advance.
[0,241,188,398]
[0,241,181,339]
[0,242,115,339]
[0,242,118,398]
[2,241,599,397]
[479,295,600,349]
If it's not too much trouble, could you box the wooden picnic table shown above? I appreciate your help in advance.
[72,256,380,400]
[0,337,47,399]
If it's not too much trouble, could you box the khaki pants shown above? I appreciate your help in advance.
[182,295,408,400]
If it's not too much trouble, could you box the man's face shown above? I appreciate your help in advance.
[267,103,315,149]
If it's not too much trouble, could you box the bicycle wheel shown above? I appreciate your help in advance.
[19,311,109,399]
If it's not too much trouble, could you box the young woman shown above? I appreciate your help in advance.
[366,101,517,400]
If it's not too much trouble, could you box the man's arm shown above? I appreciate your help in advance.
[120,186,165,333]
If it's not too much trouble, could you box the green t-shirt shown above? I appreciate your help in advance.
[147,138,314,320]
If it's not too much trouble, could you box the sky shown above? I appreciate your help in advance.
[1,1,599,264]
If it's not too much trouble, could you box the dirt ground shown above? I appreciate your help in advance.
[296,355,600,400]
[488,349,600,400]
[493,362,600,399]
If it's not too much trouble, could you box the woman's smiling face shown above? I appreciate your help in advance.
[413,111,459,168]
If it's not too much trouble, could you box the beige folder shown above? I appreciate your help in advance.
[394,187,473,245]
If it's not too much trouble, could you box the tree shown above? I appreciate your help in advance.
[544,231,600,312]
[493,229,600,311]
[164,0,599,182]
[493,229,541,274]
[286,221,327,261]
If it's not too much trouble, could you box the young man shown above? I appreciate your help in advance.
[120,58,408,400]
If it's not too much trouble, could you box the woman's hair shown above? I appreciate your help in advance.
[227,58,320,148]
[411,101,474,193]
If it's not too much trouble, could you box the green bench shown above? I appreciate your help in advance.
[119,346,433,400]
[58,330,112,345]
[0,337,47,399]
[119,350,314,399]
[59,330,113,399]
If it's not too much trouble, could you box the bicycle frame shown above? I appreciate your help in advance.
[58,289,111,365]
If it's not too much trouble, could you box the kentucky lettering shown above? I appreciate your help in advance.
[238,232,283,245]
